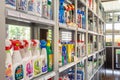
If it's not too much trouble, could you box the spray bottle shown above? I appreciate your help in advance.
[46,40,53,72]
[40,40,48,73]
[22,40,33,79]
[36,0,42,16]
[6,0,16,9]
[47,0,52,19]
[31,40,41,77]
[12,40,24,80]
[5,40,13,80]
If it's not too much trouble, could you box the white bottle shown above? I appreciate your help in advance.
[40,40,47,74]
[22,40,33,80]
[35,0,42,16]
[5,40,13,80]
[31,40,41,77]
[28,0,36,14]
[12,40,24,80]
[16,0,27,12]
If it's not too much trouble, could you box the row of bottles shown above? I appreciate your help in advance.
[6,0,53,19]
[58,41,75,67]
[5,39,53,80]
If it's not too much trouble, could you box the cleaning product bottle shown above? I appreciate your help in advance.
[67,42,72,63]
[46,40,53,72]
[6,0,16,9]
[62,42,67,65]
[17,0,27,12]
[28,0,36,14]
[22,40,33,79]
[58,40,62,67]
[36,0,42,16]
[5,40,13,80]
[59,0,65,23]
[40,40,48,73]
[12,40,24,80]
[47,0,52,20]
[71,41,75,62]
[31,40,41,77]
[42,0,48,18]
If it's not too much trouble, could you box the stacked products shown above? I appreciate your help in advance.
[6,0,53,19]
[58,41,75,67]
[5,39,53,80]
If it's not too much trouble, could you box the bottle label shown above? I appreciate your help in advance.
[49,54,53,69]
[6,0,16,6]
[5,64,13,80]
[41,59,47,72]
[34,59,41,75]
[26,60,33,78]
[15,65,24,80]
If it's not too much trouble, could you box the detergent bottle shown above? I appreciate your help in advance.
[46,40,53,72]
[40,40,48,73]
[5,40,13,80]
[31,40,41,77]
[22,40,33,79]
[36,0,42,16]
[42,0,48,18]
[58,40,62,67]
[47,0,52,19]
[67,42,72,63]
[62,42,67,65]
[6,0,16,9]
[12,40,24,80]
[28,0,36,14]
[17,0,27,12]
[59,0,65,23]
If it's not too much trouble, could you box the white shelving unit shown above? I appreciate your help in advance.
[0,0,105,80]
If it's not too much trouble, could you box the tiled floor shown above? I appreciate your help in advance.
[101,69,120,80]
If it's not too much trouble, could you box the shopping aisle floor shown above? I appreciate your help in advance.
[101,69,120,80]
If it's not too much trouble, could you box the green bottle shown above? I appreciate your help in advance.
[46,40,53,72]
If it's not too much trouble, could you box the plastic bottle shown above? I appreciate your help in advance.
[47,0,52,19]
[62,42,67,65]
[40,40,48,73]
[59,0,65,23]
[17,0,27,12]
[67,42,72,63]
[12,40,24,80]
[36,0,42,16]
[22,40,33,79]
[28,0,36,14]
[6,0,16,9]
[46,40,53,72]
[5,40,13,80]
[58,40,62,67]
[42,0,48,18]
[31,40,41,77]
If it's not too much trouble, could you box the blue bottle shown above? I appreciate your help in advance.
[62,42,67,65]
[59,0,65,23]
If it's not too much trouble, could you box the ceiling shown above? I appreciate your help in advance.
[102,0,120,11]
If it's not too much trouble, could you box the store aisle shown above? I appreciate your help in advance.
[101,69,120,80]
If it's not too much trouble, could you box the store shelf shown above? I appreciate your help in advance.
[6,9,55,26]
[88,31,98,35]
[32,71,56,80]
[59,62,76,73]
[77,28,87,33]
[88,48,105,58]
[77,56,88,63]
[59,23,77,31]
[89,63,104,80]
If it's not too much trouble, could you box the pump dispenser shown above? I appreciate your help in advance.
[12,40,24,80]
[5,40,13,80]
